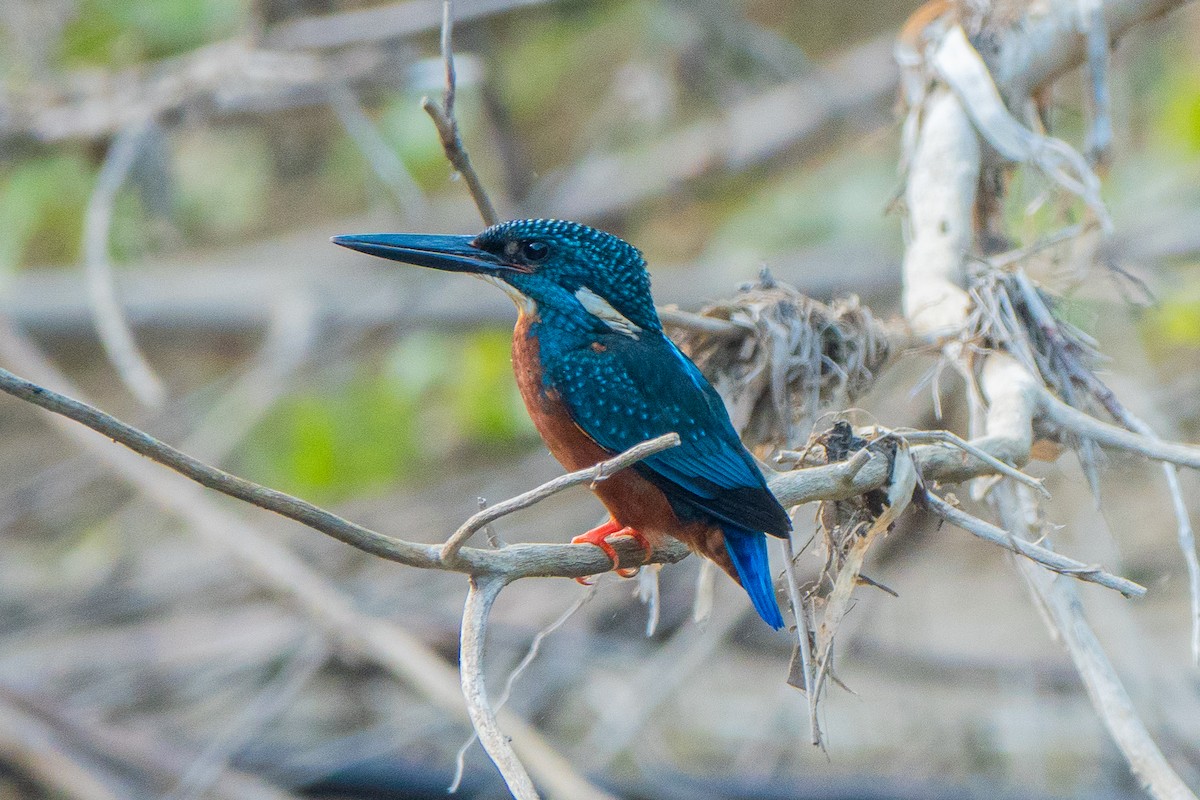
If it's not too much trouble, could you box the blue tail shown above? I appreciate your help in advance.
[722,526,785,629]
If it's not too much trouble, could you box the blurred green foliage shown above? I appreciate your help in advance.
[59,0,245,67]
[376,90,470,188]
[1142,264,1200,351]
[0,154,94,276]
[241,330,533,502]
[1157,66,1200,154]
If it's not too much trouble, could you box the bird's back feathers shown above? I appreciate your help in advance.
[543,327,791,539]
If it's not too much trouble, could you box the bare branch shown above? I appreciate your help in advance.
[0,357,1174,607]
[897,429,1049,497]
[422,0,501,226]
[924,491,1144,597]
[779,534,821,748]
[441,433,681,561]
[813,445,917,703]
[932,25,1111,231]
[899,86,976,337]
[893,3,1199,791]
[990,0,1188,102]
[1038,390,1200,470]
[450,586,596,793]
[0,364,438,565]
[0,363,691,580]
[460,575,538,800]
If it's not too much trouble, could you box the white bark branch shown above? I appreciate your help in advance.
[897,1,1200,795]
[460,576,538,800]
[900,87,977,337]
[991,0,1188,101]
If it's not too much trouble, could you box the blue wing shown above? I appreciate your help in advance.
[546,330,791,538]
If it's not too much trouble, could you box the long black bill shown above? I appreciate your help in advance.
[331,233,516,274]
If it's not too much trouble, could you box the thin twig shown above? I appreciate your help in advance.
[422,0,500,226]
[986,222,1090,270]
[779,535,821,748]
[575,583,749,769]
[478,497,508,549]
[897,429,1049,497]
[459,575,539,800]
[657,307,745,337]
[924,490,1144,597]
[83,118,166,409]
[1162,463,1200,667]
[441,433,681,561]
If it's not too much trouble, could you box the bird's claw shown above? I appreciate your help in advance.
[571,520,652,583]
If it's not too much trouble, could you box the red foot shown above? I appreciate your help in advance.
[572,519,653,582]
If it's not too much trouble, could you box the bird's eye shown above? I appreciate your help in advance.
[520,240,549,262]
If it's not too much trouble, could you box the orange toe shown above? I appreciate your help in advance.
[570,522,653,580]
[571,519,623,561]
[572,518,624,584]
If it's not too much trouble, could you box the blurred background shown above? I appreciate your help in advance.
[1,0,1199,798]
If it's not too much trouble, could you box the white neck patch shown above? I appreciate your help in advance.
[575,286,641,338]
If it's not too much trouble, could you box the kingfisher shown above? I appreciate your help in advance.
[332,219,791,628]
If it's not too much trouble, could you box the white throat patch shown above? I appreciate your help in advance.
[479,274,536,314]
[575,287,642,338]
